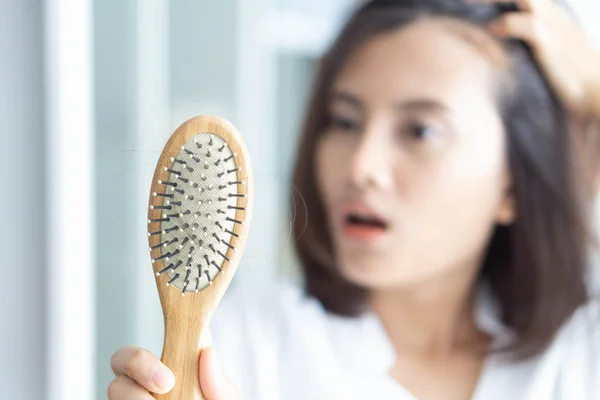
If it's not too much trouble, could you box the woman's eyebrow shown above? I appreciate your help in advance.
[395,98,450,113]
[330,92,450,114]
[329,91,364,109]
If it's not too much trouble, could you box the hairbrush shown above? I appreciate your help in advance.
[147,115,253,399]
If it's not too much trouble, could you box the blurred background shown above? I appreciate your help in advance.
[2,0,600,399]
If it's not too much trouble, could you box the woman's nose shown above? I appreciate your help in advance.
[349,127,394,191]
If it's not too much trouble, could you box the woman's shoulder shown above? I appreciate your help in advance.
[552,297,600,353]
[530,297,600,396]
[212,276,326,325]
[209,276,330,350]
[209,277,335,395]
[558,298,599,393]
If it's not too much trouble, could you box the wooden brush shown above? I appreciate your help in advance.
[147,115,253,399]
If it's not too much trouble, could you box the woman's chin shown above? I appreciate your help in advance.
[338,258,425,290]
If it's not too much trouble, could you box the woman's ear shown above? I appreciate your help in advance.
[496,173,516,225]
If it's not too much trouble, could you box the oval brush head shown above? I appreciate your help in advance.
[147,115,253,399]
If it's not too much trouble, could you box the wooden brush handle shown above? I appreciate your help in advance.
[153,315,211,400]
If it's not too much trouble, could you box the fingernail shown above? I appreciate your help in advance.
[152,367,175,390]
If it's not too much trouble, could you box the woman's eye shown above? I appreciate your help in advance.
[330,116,360,132]
[404,122,436,140]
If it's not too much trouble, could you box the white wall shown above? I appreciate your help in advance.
[93,1,141,398]
[0,1,47,399]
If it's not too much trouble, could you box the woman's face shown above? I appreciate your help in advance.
[316,19,516,290]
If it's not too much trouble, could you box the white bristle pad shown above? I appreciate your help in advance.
[152,133,242,293]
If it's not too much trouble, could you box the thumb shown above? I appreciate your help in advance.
[199,346,241,400]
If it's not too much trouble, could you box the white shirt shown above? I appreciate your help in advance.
[210,279,600,400]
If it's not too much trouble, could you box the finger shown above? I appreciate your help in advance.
[488,14,542,44]
[110,346,175,394]
[199,347,241,400]
[107,375,155,400]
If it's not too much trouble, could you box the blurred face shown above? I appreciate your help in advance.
[316,19,516,290]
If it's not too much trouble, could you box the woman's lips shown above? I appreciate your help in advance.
[340,202,389,242]
[343,222,387,241]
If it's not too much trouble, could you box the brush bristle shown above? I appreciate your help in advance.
[148,132,245,293]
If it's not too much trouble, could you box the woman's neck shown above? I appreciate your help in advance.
[368,264,487,358]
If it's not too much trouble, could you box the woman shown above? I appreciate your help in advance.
[108,0,600,399]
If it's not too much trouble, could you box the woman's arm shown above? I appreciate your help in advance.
[478,0,600,191]
[478,0,600,120]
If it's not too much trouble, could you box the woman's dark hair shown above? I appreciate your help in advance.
[291,0,596,359]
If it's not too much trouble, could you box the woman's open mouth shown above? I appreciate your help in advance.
[341,203,389,241]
